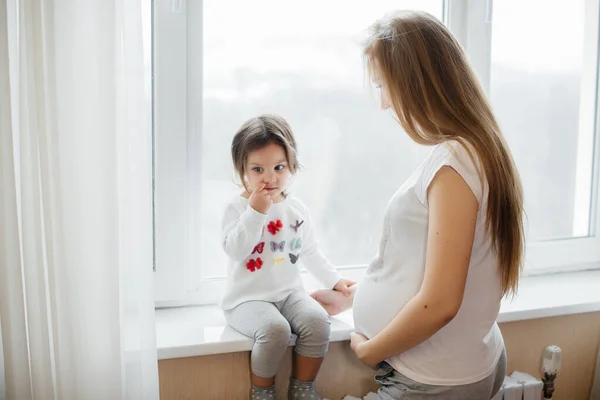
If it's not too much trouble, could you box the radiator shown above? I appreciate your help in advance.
[492,371,543,400]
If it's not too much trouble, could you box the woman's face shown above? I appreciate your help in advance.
[372,65,392,110]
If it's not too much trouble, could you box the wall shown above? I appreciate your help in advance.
[158,312,600,400]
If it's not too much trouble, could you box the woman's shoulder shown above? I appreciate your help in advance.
[428,140,480,168]
[419,140,487,206]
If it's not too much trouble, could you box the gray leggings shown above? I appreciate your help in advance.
[224,290,331,378]
[371,349,507,399]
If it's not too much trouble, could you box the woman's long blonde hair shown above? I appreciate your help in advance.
[365,11,524,297]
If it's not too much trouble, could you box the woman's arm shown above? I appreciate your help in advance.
[310,283,357,315]
[353,166,478,367]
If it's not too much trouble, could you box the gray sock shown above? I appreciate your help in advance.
[289,378,322,400]
[251,384,276,400]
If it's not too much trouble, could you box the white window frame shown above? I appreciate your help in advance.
[449,0,600,275]
[153,0,600,307]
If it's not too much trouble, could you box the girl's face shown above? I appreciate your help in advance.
[244,142,292,202]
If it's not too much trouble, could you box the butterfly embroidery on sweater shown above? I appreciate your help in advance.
[289,253,300,264]
[270,241,285,252]
[246,257,263,272]
[290,238,302,251]
[290,220,304,233]
[267,220,283,235]
[252,242,265,254]
[274,257,285,264]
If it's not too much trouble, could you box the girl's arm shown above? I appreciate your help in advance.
[353,166,478,366]
[301,242,343,291]
[222,203,267,262]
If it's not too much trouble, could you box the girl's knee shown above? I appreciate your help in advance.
[300,310,331,342]
[257,319,292,346]
[293,308,331,358]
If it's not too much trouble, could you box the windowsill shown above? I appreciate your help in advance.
[155,269,600,360]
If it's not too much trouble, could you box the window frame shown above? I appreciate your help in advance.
[153,0,600,307]
[460,0,600,276]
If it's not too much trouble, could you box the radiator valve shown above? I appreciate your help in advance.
[541,345,562,399]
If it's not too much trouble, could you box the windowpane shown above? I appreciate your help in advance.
[198,1,444,277]
[490,0,595,241]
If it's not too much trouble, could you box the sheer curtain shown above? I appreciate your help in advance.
[0,0,158,399]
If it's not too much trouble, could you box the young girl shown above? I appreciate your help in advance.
[312,11,524,399]
[221,114,354,400]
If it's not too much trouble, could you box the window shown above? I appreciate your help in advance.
[491,1,590,241]
[153,0,600,306]
[488,0,600,271]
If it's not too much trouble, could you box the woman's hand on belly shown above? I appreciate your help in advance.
[309,284,356,316]
[350,332,380,369]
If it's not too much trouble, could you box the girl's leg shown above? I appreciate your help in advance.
[293,354,324,382]
[277,291,331,399]
[224,301,292,397]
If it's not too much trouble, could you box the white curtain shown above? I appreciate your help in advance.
[0,0,159,399]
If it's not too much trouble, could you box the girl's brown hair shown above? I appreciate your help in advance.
[231,114,299,193]
[364,11,524,297]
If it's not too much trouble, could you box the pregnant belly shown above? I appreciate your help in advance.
[353,277,416,339]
